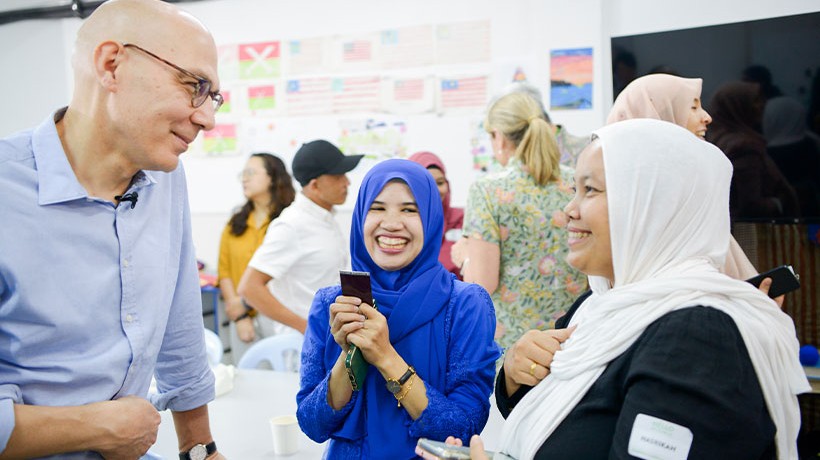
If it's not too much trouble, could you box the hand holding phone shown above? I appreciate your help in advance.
[416,438,473,460]
[340,270,375,391]
[745,264,800,298]
[416,438,512,460]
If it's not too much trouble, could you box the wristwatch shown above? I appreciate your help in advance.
[385,366,416,394]
[179,441,217,460]
[237,299,258,320]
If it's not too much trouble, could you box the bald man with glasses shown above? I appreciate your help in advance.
[0,0,224,458]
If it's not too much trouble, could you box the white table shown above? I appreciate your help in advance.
[151,369,325,459]
[151,368,506,459]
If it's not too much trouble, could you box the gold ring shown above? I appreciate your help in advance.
[529,362,537,377]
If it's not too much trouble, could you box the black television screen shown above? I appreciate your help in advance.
[611,12,820,224]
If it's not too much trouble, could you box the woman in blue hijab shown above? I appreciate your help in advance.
[297,159,500,459]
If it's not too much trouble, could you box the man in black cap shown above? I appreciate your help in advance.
[238,140,362,345]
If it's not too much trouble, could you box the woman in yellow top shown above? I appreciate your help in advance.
[218,153,295,363]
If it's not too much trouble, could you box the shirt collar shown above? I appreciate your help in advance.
[294,192,337,223]
[34,107,156,206]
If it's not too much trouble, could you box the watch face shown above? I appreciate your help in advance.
[386,380,402,394]
[190,444,207,460]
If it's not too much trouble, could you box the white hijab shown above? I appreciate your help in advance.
[498,119,809,459]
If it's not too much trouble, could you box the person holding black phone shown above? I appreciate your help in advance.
[441,120,808,459]
[296,159,500,459]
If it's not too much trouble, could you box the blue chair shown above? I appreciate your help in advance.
[204,328,224,366]
[237,334,304,372]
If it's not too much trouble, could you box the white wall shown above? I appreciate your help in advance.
[0,0,817,271]
[0,18,76,137]
[605,0,819,36]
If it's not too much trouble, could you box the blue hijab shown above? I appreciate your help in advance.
[332,159,454,458]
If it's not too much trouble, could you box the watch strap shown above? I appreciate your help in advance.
[397,366,416,385]
[179,441,217,460]
[386,365,416,393]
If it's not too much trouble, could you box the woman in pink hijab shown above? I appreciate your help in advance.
[606,73,758,280]
[409,151,464,279]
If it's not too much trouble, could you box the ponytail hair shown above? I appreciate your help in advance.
[484,92,560,185]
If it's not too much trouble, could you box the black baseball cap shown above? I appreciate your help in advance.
[292,140,364,186]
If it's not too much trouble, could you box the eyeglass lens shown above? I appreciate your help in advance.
[193,81,224,111]
[238,169,259,180]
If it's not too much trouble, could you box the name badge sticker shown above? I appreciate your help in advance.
[627,413,693,460]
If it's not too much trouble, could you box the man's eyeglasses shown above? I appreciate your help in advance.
[122,43,224,111]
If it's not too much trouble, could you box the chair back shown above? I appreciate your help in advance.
[204,328,224,366]
[238,334,304,371]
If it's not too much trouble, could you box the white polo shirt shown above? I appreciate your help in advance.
[248,193,349,335]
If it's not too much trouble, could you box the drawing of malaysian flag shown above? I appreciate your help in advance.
[285,78,332,115]
[440,76,487,109]
[394,79,424,101]
[343,40,372,62]
[332,76,381,113]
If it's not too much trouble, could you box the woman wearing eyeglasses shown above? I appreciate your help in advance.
[217,153,295,363]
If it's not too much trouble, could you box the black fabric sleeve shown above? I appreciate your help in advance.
[609,307,776,459]
[494,367,532,418]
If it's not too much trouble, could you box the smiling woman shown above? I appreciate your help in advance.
[563,140,612,282]
[296,159,500,459]
[451,119,808,460]
[605,73,758,280]
[364,179,424,272]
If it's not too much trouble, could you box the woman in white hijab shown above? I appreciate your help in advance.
[437,119,809,459]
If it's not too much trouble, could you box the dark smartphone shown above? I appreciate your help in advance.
[340,270,374,305]
[340,270,375,391]
[746,264,800,298]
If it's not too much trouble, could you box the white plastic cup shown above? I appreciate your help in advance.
[270,415,300,456]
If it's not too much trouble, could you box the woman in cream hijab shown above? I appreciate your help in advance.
[606,73,758,280]
[435,119,808,459]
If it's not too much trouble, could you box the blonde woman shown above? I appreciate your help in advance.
[454,92,587,351]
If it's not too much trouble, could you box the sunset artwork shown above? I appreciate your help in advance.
[550,47,593,110]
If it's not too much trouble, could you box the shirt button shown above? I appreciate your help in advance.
[123,259,129,267]
[126,314,134,323]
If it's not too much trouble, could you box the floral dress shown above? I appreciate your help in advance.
[463,158,587,351]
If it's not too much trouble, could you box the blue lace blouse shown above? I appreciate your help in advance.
[296,281,500,459]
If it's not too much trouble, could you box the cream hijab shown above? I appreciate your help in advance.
[498,119,808,459]
[606,73,757,279]
[607,73,702,126]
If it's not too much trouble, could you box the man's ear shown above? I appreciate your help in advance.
[94,41,123,91]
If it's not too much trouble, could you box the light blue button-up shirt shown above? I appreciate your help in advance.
[0,109,215,458]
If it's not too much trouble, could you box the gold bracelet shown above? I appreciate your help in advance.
[396,374,415,407]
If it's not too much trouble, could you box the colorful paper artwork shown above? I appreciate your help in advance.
[202,124,238,155]
[239,41,281,79]
[550,47,593,110]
